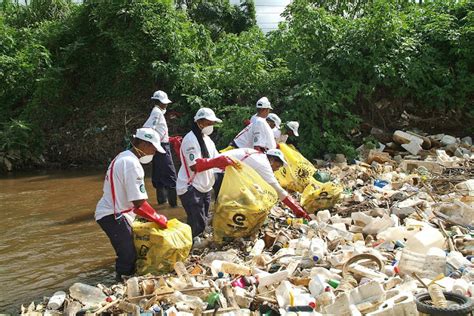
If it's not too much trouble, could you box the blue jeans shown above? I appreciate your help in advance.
[97,215,136,277]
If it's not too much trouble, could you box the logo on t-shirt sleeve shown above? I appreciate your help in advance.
[139,184,146,193]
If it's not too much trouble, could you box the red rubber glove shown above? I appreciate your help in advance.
[194,156,238,172]
[133,201,168,228]
[243,119,251,126]
[169,136,182,157]
[282,196,310,220]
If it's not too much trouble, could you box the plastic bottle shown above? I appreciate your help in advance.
[258,270,289,288]
[211,260,251,276]
[428,283,448,308]
[249,239,265,257]
[448,251,472,270]
[118,301,140,316]
[309,237,326,262]
[170,291,204,310]
[453,278,469,296]
[308,275,325,297]
[46,291,66,310]
[126,277,140,298]
[69,283,107,308]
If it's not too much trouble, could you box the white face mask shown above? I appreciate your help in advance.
[201,125,214,136]
[139,155,153,164]
[161,108,167,115]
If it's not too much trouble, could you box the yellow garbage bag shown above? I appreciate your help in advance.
[301,179,343,211]
[219,145,235,153]
[275,143,316,192]
[213,163,278,242]
[133,218,192,275]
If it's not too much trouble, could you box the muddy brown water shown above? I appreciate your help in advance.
[0,168,187,314]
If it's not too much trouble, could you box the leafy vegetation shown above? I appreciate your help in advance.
[0,0,472,171]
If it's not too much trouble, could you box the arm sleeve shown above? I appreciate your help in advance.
[181,137,201,167]
[124,164,148,202]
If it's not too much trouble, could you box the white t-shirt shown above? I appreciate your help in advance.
[250,114,258,124]
[273,127,281,142]
[176,131,219,195]
[221,148,288,200]
[233,117,276,150]
[143,106,169,143]
[95,150,148,224]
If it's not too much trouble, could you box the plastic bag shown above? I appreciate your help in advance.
[213,163,278,242]
[133,219,192,275]
[275,143,316,192]
[301,179,343,211]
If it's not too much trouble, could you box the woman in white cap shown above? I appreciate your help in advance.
[214,148,310,219]
[95,128,168,281]
[143,90,179,208]
[177,108,238,237]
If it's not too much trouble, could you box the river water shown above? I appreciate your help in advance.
[0,168,186,314]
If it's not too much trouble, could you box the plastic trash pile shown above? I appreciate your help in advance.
[20,131,474,315]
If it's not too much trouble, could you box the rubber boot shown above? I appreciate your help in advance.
[167,187,178,208]
[156,187,168,205]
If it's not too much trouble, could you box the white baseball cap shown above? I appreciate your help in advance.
[266,113,281,128]
[134,128,165,153]
[151,90,172,104]
[266,149,288,166]
[256,97,272,109]
[194,107,222,123]
[286,121,299,137]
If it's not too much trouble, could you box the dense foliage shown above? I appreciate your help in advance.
[0,0,472,171]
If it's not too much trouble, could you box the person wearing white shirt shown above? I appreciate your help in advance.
[177,108,238,237]
[215,148,310,219]
[277,121,300,144]
[249,96,272,124]
[95,128,168,281]
[266,113,282,142]
[143,90,178,208]
[232,117,276,152]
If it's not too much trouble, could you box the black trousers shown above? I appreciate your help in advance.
[152,143,177,206]
[179,186,211,238]
[97,215,136,277]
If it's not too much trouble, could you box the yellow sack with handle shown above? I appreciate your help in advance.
[213,163,278,242]
[301,179,343,211]
[275,143,316,192]
[133,218,192,275]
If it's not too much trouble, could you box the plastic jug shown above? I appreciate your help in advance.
[405,228,444,254]
[309,275,326,297]
[126,277,140,298]
[69,283,106,308]
[46,291,66,310]
[275,281,295,307]
[448,251,472,270]
[309,237,326,262]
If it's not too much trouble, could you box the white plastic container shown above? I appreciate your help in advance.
[309,237,327,262]
[447,251,472,270]
[316,210,331,223]
[46,291,66,310]
[211,260,251,276]
[309,275,326,297]
[258,270,289,289]
[453,278,469,296]
[69,283,107,308]
[126,277,140,298]
[405,228,444,254]
[249,239,265,257]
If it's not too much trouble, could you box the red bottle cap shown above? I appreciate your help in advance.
[309,302,316,309]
